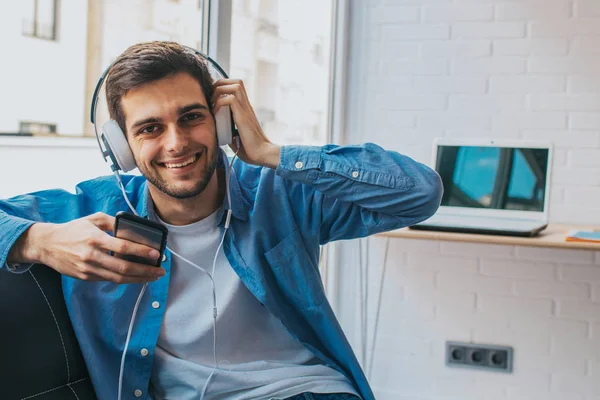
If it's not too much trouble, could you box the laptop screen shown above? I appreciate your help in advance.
[435,145,550,212]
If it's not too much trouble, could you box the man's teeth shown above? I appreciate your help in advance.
[164,155,197,169]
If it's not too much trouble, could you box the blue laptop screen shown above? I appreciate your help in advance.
[435,145,549,212]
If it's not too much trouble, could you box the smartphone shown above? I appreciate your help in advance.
[113,211,168,267]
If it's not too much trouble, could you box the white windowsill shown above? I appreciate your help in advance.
[0,136,98,148]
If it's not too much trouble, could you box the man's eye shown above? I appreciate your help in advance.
[182,113,202,122]
[141,125,158,134]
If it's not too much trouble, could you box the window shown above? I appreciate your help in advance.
[228,0,335,146]
[20,121,57,136]
[2,0,340,145]
[2,0,205,137]
[22,0,58,41]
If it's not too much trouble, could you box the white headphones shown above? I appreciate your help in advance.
[90,46,238,173]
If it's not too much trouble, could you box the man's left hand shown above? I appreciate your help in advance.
[212,79,281,169]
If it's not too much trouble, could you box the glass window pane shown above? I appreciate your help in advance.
[37,0,56,39]
[229,0,334,145]
[21,0,35,36]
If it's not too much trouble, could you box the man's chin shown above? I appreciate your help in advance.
[161,183,208,199]
[140,152,218,200]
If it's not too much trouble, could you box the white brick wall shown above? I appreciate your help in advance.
[347,0,600,224]
[493,38,569,56]
[338,1,600,399]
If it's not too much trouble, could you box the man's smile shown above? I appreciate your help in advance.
[156,151,202,172]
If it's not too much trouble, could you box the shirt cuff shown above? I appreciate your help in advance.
[278,145,322,171]
[275,145,322,183]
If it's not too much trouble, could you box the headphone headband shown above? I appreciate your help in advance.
[90,46,225,125]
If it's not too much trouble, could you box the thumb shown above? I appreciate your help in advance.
[85,212,115,233]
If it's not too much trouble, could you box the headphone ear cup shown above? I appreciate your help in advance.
[215,105,233,146]
[102,120,137,172]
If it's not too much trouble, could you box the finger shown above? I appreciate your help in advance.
[79,263,157,284]
[100,235,162,261]
[213,78,244,88]
[213,94,242,119]
[212,83,248,105]
[75,272,103,282]
[85,212,115,233]
[93,251,166,278]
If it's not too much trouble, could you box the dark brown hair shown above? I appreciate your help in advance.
[105,41,215,134]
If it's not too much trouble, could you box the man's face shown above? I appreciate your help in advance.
[121,72,218,199]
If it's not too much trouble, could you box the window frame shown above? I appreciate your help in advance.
[22,0,58,41]
[19,121,58,136]
[10,1,348,151]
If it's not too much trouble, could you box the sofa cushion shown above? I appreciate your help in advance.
[0,264,97,399]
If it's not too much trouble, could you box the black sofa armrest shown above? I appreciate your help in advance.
[0,264,97,399]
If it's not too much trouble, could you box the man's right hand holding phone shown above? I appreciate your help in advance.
[7,212,165,283]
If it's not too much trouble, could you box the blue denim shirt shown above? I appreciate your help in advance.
[0,143,442,400]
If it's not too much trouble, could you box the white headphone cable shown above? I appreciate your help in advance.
[114,147,238,400]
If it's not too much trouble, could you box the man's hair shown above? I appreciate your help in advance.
[105,41,215,133]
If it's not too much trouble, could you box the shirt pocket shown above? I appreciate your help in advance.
[264,228,325,309]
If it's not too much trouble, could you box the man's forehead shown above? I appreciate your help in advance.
[121,73,208,123]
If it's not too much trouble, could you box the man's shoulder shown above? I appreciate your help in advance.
[75,174,146,199]
[231,159,275,185]
[230,160,286,210]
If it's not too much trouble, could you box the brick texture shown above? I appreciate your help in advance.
[341,1,600,399]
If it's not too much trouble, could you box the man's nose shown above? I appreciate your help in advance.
[163,125,189,153]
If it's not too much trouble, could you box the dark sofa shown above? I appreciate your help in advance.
[0,264,97,399]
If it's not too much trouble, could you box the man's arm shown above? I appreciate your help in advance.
[0,189,74,271]
[275,143,443,244]
[210,78,443,245]
[4,222,44,273]
[0,188,164,283]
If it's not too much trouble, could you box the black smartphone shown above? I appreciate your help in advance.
[113,211,168,267]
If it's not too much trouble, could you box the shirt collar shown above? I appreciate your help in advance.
[135,148,248,223]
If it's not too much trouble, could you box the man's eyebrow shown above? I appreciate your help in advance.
[178,103,209,115]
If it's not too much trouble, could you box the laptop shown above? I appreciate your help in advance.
[410,138,553,237]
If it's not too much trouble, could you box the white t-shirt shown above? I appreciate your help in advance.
[148,206,358,400]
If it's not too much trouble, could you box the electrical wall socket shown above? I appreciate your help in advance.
[446,341,513,373]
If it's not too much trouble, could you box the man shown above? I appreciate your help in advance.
[0,42,443,400]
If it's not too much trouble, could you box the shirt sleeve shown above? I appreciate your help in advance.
[275,143,443,244]
[0,211,36,272]
[0,186,89,271]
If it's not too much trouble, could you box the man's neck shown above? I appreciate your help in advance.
[149,168,225,226]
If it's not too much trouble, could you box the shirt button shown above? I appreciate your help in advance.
[141,348,149,356]
[152,301,160,309]
[162,253,167,262]
[134,389,143,397]
[352,171,359,178]
[295,161,303,169]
